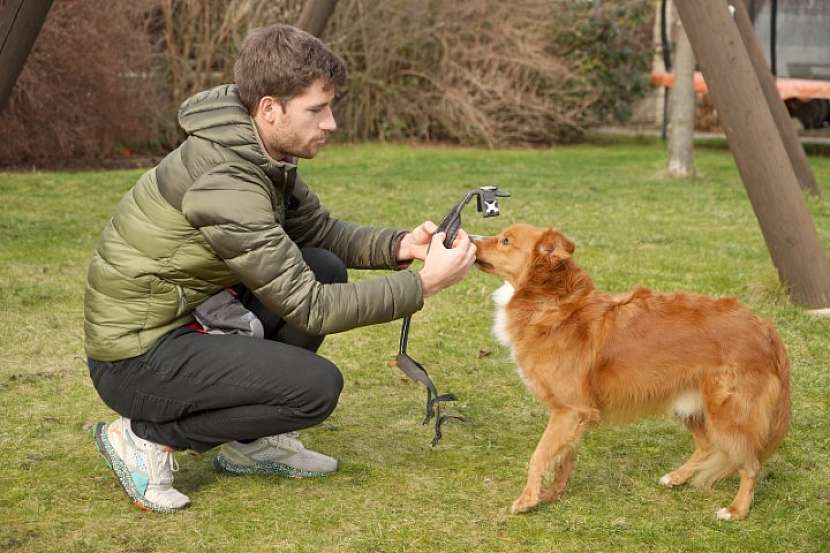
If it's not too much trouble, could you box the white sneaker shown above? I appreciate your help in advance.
[92,417,190,512]
[214,432,337,478]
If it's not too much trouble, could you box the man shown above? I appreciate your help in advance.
[85,24,476,513]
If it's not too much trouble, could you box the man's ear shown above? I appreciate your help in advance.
[256,96,286,124]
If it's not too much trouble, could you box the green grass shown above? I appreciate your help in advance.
[1,142,829,552]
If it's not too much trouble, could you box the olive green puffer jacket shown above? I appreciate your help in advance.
[84,84,423,361]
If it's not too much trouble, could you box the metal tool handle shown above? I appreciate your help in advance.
[434,186,510,249]
[436,206,463,249]
[395,185,509,446]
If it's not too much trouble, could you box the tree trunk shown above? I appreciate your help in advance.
[667,9,696,178]
[296,0,338,38]
[674,0,830,309]
[734,0,819,196]
[0,0,54,113]
[746,0,763,20]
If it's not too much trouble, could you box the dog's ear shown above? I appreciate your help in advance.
[562,234,575,255]
[537,229,574,268]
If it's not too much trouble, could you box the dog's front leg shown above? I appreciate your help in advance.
[512,409,587,514]
[539,448,576,504]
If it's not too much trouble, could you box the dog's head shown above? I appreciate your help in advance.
[475,223,575,287]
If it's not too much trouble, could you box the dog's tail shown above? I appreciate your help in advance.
[690,321,790,488]
[759,321,790,462]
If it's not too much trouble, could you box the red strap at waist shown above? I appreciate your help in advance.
[185,321,207,334]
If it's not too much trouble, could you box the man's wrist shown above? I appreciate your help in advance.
[419,270,438,298]
[396,232,413,261]
[393,231,413,269]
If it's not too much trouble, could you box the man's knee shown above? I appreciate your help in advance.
[299,359,344,423]
[301,248,347,285]
[318,362,344,417]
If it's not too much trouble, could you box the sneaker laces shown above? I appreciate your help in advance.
[263,432,302,451]
[147,447,179,487]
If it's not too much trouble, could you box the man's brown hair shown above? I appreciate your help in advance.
[234,24,347,114]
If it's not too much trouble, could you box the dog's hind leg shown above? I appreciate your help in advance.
[716,458,760,521]
[511,409,590,514]
[707,428,760,521]
[659,419,714,488]
[702,366,770,521]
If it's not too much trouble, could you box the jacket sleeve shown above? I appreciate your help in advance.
[283,174,409,270]
[181,163,423,335]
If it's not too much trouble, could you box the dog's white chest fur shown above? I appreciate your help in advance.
[491,282,515,347]
[492,282,540,394]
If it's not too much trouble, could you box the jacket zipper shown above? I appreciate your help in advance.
[175,285,187,316]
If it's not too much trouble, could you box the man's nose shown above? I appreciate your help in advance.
[320,108,337,131]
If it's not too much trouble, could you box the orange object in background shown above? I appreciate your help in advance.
[650,70,830,102]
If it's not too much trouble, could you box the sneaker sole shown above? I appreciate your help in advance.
[92,422,189,514]
[212,454,330,478]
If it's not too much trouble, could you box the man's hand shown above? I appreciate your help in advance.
[418,229,477,298]
[398,221,438,263]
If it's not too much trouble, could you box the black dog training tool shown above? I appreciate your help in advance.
[396,185,510,446]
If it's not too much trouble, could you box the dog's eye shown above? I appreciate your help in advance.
[501,237,510,246]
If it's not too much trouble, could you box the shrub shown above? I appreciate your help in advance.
[0,0,655,165]
[0,0,162,167]
[327,0,654,146]
[553,0,655,125]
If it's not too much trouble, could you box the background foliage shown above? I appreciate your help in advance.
[0,0,161,166]
[0,0,654,166]
[326,0,653,146]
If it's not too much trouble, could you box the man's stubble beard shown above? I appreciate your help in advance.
[269,133,319,160]
[268,117,325,160]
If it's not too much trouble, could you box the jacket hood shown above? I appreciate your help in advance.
[177,84,295,174]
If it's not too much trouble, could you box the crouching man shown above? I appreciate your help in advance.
[84,24,476,512]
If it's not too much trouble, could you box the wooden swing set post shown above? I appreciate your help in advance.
[674,0,830,309]
[0,0,54,113]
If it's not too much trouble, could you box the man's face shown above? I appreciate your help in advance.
[256,79,337,160]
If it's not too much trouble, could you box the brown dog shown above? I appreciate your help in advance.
[475,224,790,521]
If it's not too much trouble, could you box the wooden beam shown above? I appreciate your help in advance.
[666,11,697,178]
[733,0,819,196]
[0,0,53,112]
[674,0,830,308]
[296,0,338,38]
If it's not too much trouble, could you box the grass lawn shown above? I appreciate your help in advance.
[1,141,829,552]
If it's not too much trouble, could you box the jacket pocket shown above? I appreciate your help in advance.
[130,390,192,423]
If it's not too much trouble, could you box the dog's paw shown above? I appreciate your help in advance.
[659,474,679,488]
[511,492,540,515]
[659,471,691,488]
[716,507,733,521]
[715,505,749,521]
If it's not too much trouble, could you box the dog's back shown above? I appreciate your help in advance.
[590,289,788,424]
